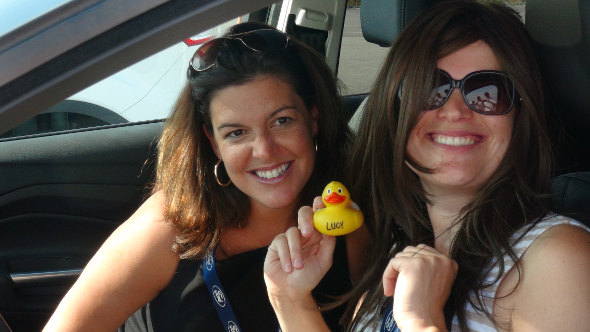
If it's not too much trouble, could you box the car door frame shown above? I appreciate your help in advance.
[275,0,347,72]
[0,0,279,135]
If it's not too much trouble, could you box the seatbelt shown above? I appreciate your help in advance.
[0,313,13,332]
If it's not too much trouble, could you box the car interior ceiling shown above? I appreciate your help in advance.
[0,0,589,331]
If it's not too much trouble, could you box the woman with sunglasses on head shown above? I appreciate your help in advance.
[43,22,368,332]
[264,1,590,332]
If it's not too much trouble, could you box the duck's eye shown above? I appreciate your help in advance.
[327,189,331,194]
[338,188,343,194]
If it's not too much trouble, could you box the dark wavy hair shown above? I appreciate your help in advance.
[344,1,553,331]
[153,22,351,260]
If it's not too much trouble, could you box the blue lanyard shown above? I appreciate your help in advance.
[203,248,243,332]
[381,298,400,332]
[203,247,282,332]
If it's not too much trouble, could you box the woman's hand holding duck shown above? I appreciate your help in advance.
[265,197,335,302]
[264,197,335,332]
[383,244,457,332]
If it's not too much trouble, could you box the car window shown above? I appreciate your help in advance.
[0,23,234,140]
[1,0,340,140]
[0,5,285,140]
[337,0,525,96]
[337,1,388,95]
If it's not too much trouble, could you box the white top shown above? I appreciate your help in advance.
[450,214,590,331]
[353,214,589,332]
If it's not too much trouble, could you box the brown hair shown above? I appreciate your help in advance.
[153,22,351,260]
[344,1,553,331]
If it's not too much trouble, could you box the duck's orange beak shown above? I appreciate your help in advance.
[324,192,346,204]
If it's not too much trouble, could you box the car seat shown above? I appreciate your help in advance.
[529,0,590,226]
[552,173,590,226]
[528,0,590,174]
[349,0,441,132]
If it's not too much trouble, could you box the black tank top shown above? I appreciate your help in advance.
[118,236,352,332]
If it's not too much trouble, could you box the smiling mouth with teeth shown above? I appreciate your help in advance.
[434,135,477,147]
[253,162,290,179]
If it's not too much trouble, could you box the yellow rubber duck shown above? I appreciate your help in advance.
[313,181,364,236]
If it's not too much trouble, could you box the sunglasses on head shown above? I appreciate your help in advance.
[189,29,290,72]
[427,70,517,115]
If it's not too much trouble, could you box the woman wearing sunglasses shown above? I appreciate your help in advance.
[44,22,368,332]
[265,1,590,332]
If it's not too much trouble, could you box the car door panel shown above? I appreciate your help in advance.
[0,121,163,331]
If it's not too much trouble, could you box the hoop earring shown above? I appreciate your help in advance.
[314,137,318,152]
[214,159,232,186]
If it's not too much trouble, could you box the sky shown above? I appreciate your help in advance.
[0,0,73,38]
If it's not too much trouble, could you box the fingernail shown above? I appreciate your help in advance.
[293,258,304,268]
[284,263,293,272]
[303,226,312,235]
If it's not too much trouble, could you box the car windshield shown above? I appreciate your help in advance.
[0,0,74,38]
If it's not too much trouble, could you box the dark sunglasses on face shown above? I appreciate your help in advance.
[189,29,290,72]
[427,70,517,115]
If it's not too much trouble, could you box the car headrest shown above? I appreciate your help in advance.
[360,0,442,47]
[526,0,590,171]
[552,172,590,227]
